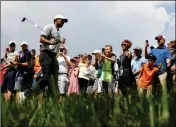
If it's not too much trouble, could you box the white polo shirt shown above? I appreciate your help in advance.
[57,56,71,74]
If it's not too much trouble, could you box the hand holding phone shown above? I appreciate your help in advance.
[6,48,9,52]
[145,40,149,48]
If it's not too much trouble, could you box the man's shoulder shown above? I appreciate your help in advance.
[140,57,147,62]
[44,24,55,28]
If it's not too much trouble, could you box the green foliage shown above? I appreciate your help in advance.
[1,91,176,127]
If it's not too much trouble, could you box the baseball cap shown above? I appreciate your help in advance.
[147,55,156,61]
[54,15,68,23]
[92,49,101,54]
[21,41,28,46]
[155,35,166,41]
[9,41,15,46]
[133,47,142,51]
[59,45,68,50]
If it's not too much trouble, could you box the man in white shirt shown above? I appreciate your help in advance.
[57,45,71,102]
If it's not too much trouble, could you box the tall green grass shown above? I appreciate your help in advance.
[1,75,176,126]
[1,90,176,126]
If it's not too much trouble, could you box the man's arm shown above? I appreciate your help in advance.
[40,25,57,45]
[40,36,53,45]
[64,56,71,67]
[101,54,116,63]
[145,42,150,59]
[14,51,31,67]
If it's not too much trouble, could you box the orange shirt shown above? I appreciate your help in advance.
[138,64,158,89]
[34,56,41,73]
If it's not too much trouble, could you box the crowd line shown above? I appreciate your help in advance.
[1,15,176,103]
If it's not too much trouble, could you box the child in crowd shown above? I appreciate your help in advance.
[68,58,79,95]
[135,55,161,96]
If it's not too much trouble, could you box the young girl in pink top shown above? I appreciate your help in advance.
[68,58,79,95]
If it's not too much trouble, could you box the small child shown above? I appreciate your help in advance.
[67,58,79,95]
[136,55,161,96]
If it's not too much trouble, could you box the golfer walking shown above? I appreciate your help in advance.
[38,15,68,96]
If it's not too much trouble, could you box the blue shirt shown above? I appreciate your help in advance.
[131,57,147,78]
[149,45,172,74]
[131,57,147,73]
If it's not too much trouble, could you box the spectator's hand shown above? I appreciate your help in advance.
[101,54,106,58]
[60,52,66,58]
[145,42,149,48]
[10,61,18,65]
[34,74,38,79]
[125,51,131,58]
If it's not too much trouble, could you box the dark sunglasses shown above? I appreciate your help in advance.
[121,43,127,46]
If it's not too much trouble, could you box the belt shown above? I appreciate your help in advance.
[59,73,67,75]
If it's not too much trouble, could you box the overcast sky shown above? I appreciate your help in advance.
[1,1,175,58]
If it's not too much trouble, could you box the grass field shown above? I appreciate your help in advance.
[1,89,176,127]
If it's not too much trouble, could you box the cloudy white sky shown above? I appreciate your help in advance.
[1,1,175,58]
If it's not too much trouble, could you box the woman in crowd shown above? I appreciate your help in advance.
[78,54,89,95]
[1,41,18,102]
[118,40,134,97]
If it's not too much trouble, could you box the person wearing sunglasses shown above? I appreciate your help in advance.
[118,40,134,97]
[39,15,68,97]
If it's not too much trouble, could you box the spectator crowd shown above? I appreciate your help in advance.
[1,15,176,103]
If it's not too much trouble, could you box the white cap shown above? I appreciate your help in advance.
[59,44,68,50]
[92,49,101,54]
[21,41,28,46]
[9,41,15,45]
[54,15,68,23]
